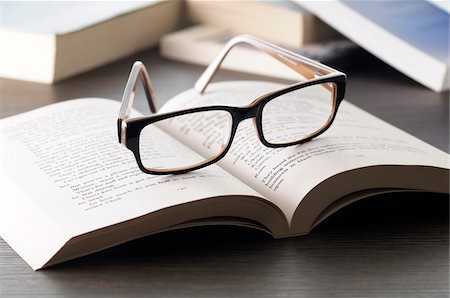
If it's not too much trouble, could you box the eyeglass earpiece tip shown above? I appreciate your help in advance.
[194,81,206,95]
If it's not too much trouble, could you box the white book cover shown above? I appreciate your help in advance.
[297,0,449,92]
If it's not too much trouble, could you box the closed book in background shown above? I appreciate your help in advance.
[0,1,182,84]
[297,0,449,92]
[160,25,357,81]
[185,0,339,48]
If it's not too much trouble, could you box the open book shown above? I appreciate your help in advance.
[0,81,448,270]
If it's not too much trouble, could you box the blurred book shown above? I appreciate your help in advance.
[185,0,340,48]
[297,0,449,92]
[160,25,358,81]
[0,1,181,84]
[427,0,450,13]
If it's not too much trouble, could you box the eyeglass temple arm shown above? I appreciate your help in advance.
[194,35,336,94]
[118,61,158,142]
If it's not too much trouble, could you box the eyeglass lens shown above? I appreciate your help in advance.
[261,83,335,145]
[138,82,335,172]
[139,110,233,171]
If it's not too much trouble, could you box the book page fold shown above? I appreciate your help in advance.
[0,172,70,270]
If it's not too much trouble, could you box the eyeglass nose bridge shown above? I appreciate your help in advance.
[229,105,267,145]
[232,105,259,122]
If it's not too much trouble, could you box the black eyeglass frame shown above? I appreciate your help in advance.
[118,35,346,175]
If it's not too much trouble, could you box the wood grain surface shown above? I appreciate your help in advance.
[0,47,448,298]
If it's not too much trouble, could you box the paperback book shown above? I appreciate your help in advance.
[0,81,448,270]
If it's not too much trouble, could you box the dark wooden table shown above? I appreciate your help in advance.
[0,48,448,298]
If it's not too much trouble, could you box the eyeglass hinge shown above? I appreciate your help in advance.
[117,119,127,146]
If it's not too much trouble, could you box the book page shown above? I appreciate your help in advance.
[160,81,449,222]
[0,98,262,237]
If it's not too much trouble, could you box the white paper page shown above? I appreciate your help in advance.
[161,81,449,221]
[0,98,261,237]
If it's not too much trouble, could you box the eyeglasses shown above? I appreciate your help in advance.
[118,35,346,175]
